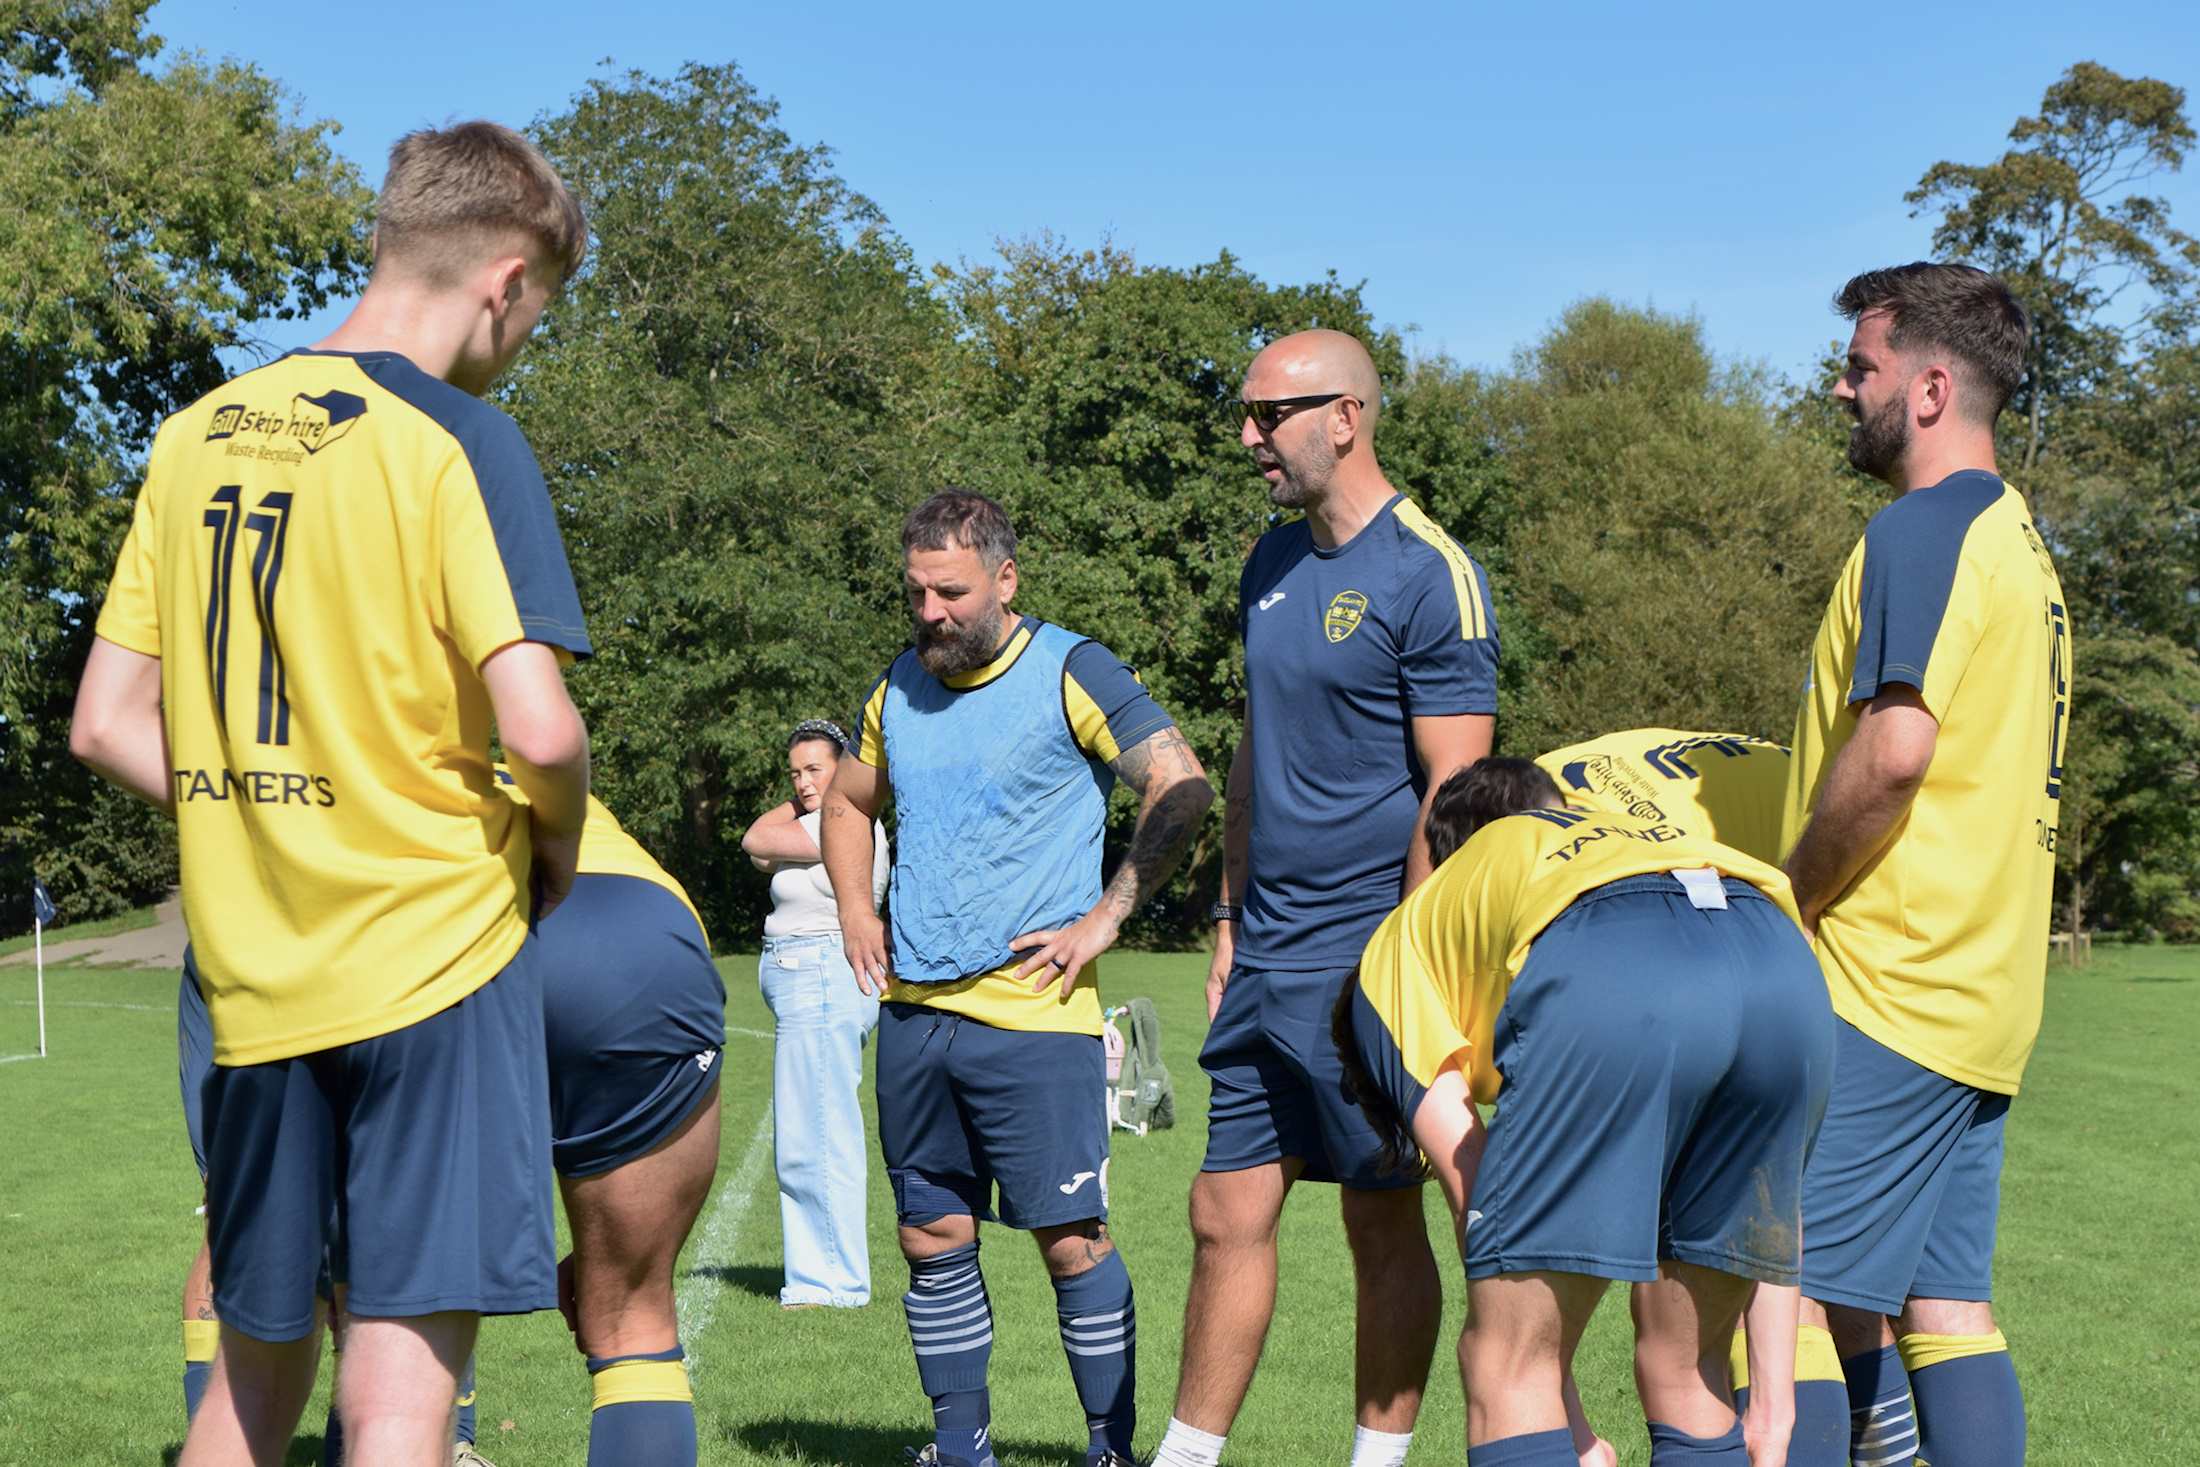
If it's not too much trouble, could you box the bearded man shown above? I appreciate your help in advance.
[821,489,1213,1467]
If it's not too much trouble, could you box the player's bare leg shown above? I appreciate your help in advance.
[1172,1158,1298,1432]
[1340,1183,1440,1432]
[182,1230,218,1418]
[1628,1263,1756,1438]
[178,1304,324,1467]
[336,1311,477,1467]
[1457,1271,1608,1446]
[559,1082,722,1357]
[558,1083,720,1467]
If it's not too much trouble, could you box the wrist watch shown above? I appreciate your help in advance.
[1208,902,1242,924]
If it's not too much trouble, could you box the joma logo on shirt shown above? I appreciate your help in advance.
[1325,590,1368,643]
[202,391,368,455]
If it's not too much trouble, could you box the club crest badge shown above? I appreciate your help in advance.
[1324,590,1367,643]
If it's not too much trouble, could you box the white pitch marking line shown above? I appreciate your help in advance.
[676,1102,774,1377]
[7,999,166,1012]
[726,1026,773,1040]
[0,1053,42,1065]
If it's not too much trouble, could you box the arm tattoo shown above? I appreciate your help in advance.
[1101,728,1213,920]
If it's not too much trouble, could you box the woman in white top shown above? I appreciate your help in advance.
[743,720,890,1308]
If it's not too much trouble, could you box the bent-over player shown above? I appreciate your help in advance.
[1342,761,1836,1467]
[822,491,1213,1467]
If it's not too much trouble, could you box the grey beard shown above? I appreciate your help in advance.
[1846,392,1911,481]
[914,600,1007,677]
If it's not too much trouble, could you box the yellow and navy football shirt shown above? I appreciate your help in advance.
[1238,492,1499,970]
[1781,470,2069,1094]
[1357,808,1798,1105]
[97,350,591,1065]
[493,767,706,944]
[1536,729,1790,864]
[856,615,1174,1034]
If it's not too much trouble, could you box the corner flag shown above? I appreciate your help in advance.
[29,878,54,1058]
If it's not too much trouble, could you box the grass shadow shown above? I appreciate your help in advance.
[733,1417,1079,1467]
[2125,976,2195,984]
[164,1434,324,1466]
[686,1262,782,1300]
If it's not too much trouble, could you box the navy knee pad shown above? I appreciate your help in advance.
[891,1167,982,1228]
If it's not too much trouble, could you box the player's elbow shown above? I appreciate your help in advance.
[500,701,589,774]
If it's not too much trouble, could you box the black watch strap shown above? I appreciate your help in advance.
[1208,902,1243,924]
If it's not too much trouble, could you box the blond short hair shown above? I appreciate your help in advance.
[373,120,588,286]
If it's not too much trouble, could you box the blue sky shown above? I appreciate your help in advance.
[148,0,2199,381]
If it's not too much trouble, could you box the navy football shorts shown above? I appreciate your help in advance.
[538,873,726,1178]
[178,956,213,1180]
[875,1001,1109,1231]
[201,943,558,1342]
[1201,963,1409,1189]
[1455,874,1836,1285]
[1800,1019,2011,1315]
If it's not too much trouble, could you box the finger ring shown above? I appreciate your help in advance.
[1050,957,1066,969]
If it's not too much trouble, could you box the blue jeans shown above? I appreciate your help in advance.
[759,933,880,1306]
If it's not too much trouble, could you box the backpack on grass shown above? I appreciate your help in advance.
[1102,998,1173,1136]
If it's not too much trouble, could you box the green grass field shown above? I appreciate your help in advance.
[2,943,2195,1465]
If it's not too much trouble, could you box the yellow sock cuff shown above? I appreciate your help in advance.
[183,1319,220,1363]
[591,1359,692,1409]
[1899,1329,2008,1373]
[1797,1325,1843,1383]
[1729,1324,1843,1389]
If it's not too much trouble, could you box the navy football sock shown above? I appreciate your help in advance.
[1647,1419,1749,1462]
[1789,1378,1852,1467]
[1844,1344,1918,1467]
[1465,1428,1577,1466]
[320,1401,344,1467]
[587,1345,696,1467]
[904,1242,995,1464]
[1906,1340,2024,1467]
[1051,1249,1136,1461]
[182,1318,217,1421]
[455,1353,478,1444]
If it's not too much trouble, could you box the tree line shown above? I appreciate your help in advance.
[3,13,2194,945]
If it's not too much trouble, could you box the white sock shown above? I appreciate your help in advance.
[1152,1417,1227,1467]
[1350,1425,1413,1467]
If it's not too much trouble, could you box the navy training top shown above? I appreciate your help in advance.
[1236,493,1500,969]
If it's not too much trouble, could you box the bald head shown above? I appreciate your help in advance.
[1246,328,1383,434]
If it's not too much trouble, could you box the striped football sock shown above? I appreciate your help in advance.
[587,1345,696,1467]
[1844,1343,1918,1467]
[1051,1249,1136,1462]
[905,1242,995,1466]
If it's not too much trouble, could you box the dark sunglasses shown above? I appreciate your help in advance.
[1228,393,1362,430]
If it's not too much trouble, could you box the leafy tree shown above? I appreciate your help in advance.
[1484,300,1864,752]
[517,63,940,944]
[1912,61,2199,472]
[0,0,370,925]
[2056,631,2200,940]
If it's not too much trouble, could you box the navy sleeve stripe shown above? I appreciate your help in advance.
[1850,472,2004,705]
[357,353,592,656]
